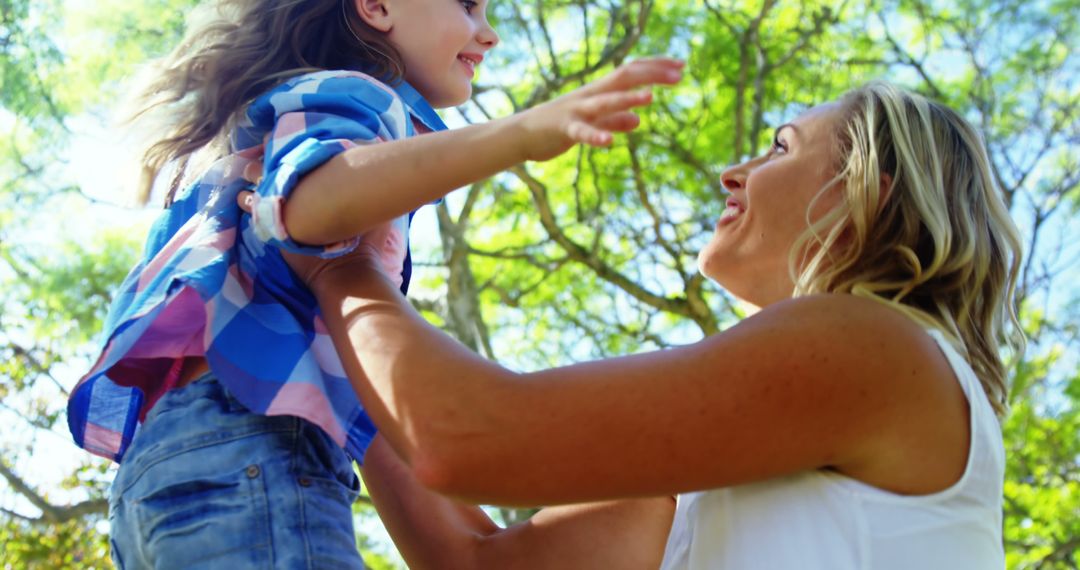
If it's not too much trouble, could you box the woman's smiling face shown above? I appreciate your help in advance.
[697,102,847,307]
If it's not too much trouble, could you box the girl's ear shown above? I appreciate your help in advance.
[354,0,393,32]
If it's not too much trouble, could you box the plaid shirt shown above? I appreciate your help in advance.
[67,70,447,462]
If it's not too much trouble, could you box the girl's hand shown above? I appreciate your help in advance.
[514,57,684,162]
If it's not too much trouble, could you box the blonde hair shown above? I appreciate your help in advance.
[130,0,405,205]
[792,81,1024,416]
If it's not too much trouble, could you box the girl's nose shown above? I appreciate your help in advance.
[478,20,499,49]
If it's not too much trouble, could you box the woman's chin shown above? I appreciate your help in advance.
[700,269,774,310]
[697,250,736,285]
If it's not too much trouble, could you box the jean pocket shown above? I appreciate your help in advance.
[294,422,360,499]
[133,464,273,569]
[294,473,365,570]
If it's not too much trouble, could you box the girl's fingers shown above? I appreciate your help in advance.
[565,112,643,149]
[593,112,641,133]
[567,122,613,147]
[554,57,682,149]
[579,90,653,118]
[576,57,684,96]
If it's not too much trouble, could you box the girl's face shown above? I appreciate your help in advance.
[697,102,847,307]
[382,0,499,108]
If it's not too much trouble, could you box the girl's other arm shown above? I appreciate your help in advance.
[284,58,684,245]
[361,436,674,570]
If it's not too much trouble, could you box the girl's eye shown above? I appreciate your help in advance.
[460,0,478,13]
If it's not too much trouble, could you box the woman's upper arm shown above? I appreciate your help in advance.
[422,294,950,505]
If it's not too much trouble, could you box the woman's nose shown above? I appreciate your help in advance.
[721,163,747,191]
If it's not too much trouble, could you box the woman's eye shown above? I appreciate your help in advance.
[460,0,478,13]
[770,136,788,156]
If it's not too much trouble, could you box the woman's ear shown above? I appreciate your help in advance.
[878,171,893,210]
[354,0,393,32]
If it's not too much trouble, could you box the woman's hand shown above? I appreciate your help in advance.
[237,188,389,293]
[514,57,684,162]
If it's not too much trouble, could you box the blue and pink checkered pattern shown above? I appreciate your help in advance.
[67,70,447,463]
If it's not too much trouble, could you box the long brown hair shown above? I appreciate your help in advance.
[793,82,1024,416]
[131,0,405,205]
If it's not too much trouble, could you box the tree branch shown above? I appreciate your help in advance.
[510,164,718,334]
[0,462,107,524]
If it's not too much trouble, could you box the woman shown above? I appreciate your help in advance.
[256,80,1022,569]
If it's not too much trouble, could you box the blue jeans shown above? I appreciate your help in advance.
[108,372,367,569]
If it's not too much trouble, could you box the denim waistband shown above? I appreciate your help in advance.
[117,370,298,484]
[142,370,241,425]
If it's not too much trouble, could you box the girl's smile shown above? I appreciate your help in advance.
[457,52,484,78]
[374,0,499,108]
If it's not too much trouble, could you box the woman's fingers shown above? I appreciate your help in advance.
[237,190,254,213]
[242,161,262,184]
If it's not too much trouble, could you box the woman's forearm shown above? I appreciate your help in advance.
[362,437,675,570]
[361,436,497,570]
[313,263,508,471]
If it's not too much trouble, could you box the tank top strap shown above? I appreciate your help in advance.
[922,328,1005,502]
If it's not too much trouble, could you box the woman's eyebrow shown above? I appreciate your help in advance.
[774,123,799,139]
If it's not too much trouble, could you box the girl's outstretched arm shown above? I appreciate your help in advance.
[284,58,684,245]
[305,249,969,507]
[361,436,674,570]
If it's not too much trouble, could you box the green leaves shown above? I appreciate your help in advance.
[1003,382,1080,568]
[5,232,139,345]
[0,516,111,569]
[60,0,199,110]
[0,0,67,129]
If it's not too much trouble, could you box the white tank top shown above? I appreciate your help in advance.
[659,329,1005,570]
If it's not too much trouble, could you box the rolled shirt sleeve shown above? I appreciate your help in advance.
[244,71,413,256]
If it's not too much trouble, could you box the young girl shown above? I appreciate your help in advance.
[277,81,1024,569]
[66,0,683,566]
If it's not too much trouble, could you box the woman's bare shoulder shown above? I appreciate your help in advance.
[745,293,941,356]
[735,294,968,493]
